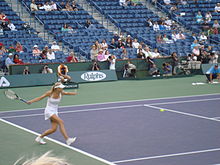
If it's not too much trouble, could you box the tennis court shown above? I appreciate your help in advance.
[0,75,220,165]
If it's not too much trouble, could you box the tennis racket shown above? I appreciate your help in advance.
[4,89,28,104]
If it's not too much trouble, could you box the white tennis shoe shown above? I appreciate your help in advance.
[66,137,76,146]
[35,136,46,144]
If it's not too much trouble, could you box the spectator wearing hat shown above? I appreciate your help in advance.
[51,41,60,52]
[97,49,106,62]
[5,53,14,69]
[215,3,220,13]
[205,64,220,83]
[32,45,41,56]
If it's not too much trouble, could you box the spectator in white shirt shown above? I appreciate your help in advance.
[7,21,17,31]
[132,38,140,49]
[171,31,177,41]
[50,1,57,11]
[153,22,160,32]
[176,31,185,40]
[215,3,220,12]
[30,0,38,11]
[51,41,60,52]
[47,49,55,60]
[199,32,208,43]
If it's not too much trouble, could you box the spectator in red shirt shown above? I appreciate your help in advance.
[13,54,23,64]
[66,51,78,63]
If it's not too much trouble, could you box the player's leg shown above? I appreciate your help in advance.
[40,119,58,138]
[50,114,76,145]
[50,114,69,140]
[35,120,58,144]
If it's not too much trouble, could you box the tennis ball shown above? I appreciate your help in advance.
[160,109,165,112]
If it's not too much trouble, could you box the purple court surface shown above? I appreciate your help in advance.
[1,93,220,165]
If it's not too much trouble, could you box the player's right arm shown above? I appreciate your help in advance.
[27,91,51,104]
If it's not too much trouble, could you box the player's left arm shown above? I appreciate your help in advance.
[62,91,77,95]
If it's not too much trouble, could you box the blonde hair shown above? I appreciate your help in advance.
[15,151,71,165]
[50,82,62,95]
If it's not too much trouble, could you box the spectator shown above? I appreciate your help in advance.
[51,41,60,52]
[132,38,139,49]
[108,54,116,70]
[21,22,31,34]
[117,39,125,49]
[94,40,102,50]
[40,45,49,59]
[97,49,106,62]
[156,35,164,43]
[163,34,174,43]
[123,61,136,78]
[199,32,208,43]
[191,40,200,50]
[61,24,69,32]
[1,22,10,31]
[15,42,23,53]
[162,62,172,76]
[153,21,160,31]
[205,12,212,23]
[137,48,146,59]
[121,48,128,59]
[171,31,177,41]
[109,38,117,49]
[90,45,98,60]
[39,1,52,11]
[171,52,179,75]
[205,64,220,83]
[125,35,133,48]
[5,53,14,69]
[47,49,55,60]
[13,54,23,64]
[42,65,53,74]
[7,21,17,31]
[191,33,198,41]
[143,46,153,58]
[30,0,38,11]
[145,18,153,27]
[101,39,108,50]
[215,3,220,12]
[91,60,100,71]
[0,45,7,55]
[213,20,220,29]
[151,48,162,58]
[195,11,203,24]
[23,66,30,75]
[50,1,57,11]
[66,51,78,63]
[32,45,41,56]
[104,50,111,60]
[192,46,200,57]
[176,31,185,40]
[113,32,120,41]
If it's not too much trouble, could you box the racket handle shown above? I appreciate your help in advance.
[20,98,28,104]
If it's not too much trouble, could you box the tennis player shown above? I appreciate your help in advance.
[27,82,77,146]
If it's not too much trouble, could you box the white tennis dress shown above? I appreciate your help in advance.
[44,94,62,120]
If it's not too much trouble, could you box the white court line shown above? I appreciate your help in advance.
[113,148,220,164]
[0,118,116,165]
[150,97,220,106]
[0,93,220,113]
[144,104,220,122]
[1,105,143,119]
[2,96,220,119]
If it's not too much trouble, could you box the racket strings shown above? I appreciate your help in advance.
[5,90,18,100]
